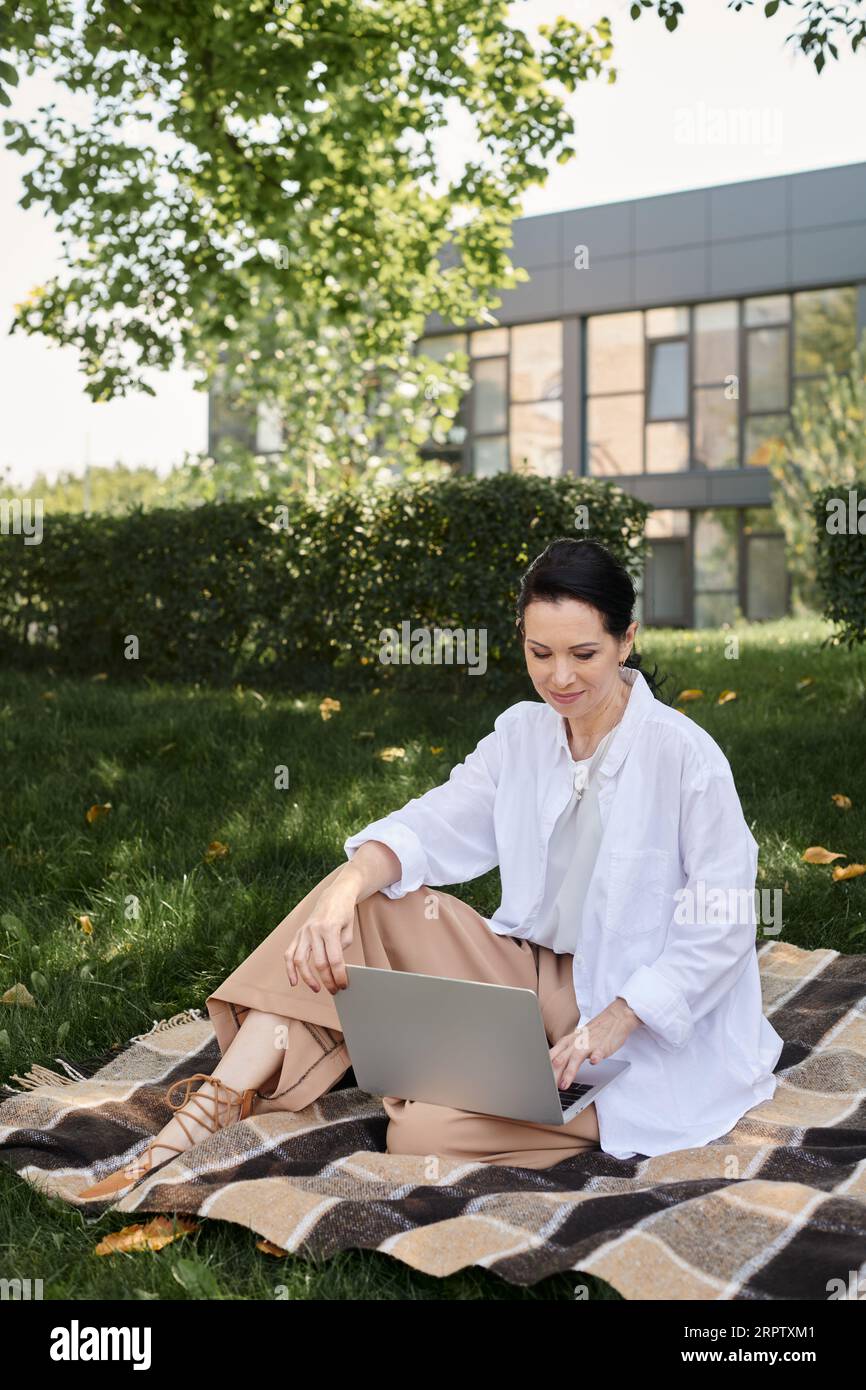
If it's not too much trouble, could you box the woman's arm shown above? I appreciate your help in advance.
[330,839,403,904]
[617,753,760,1053]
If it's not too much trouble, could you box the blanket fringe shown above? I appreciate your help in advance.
[129,1007,204,1042]
[1,1009,206,1095]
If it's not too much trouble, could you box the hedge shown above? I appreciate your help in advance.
[813,478,866,649]
[0,474,651,691]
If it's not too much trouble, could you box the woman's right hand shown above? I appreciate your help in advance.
[284,878,359,994]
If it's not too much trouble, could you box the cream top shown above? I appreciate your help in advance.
[529,721,619,956]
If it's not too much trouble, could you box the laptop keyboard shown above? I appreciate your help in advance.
[557,1079,593,1109]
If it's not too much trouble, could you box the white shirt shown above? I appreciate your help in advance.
[531,721,618,956]
[343,665,784,1160]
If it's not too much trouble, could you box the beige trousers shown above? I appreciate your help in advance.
[205,865,600,1169]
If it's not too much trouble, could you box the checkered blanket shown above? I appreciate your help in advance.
[1,939,864,1299]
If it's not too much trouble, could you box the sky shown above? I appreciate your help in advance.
[2,0,865,488]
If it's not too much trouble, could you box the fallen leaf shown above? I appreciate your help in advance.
[429,746,444,755]
[1,982,36,1007]
[85,803,112,824]
[832,863,866,881]
[831,794,853,810]
[40,691,57,701]
[378,746,406,762]
[717,689,737,704]
[256,1238,289,1257]
[90,672,108,682]
[802,846,846,864]
[157,742,176,755]
[676,689,704,702]
[203,840,230,863]
[319,697,341,720]
[77,914,94,935]
[94,1216,198,1255]
[796,676,815,690]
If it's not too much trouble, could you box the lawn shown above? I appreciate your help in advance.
[1,613,864,1299]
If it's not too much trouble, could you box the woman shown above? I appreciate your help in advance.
[79,537,783,1200]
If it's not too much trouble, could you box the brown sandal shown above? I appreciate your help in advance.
[78,1073,257,1202]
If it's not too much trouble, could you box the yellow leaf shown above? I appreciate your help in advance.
[802,846,846,864]
[94,1216,198,1255]
[85,802,112,824]
[77,914,94,935]
[40,691,57,701]
[377,746,405,762]
[429,746,444,755]
[831,794,853,810]
[676,689,704,702]
[90,672,108,682]
[203,840,230,863]
[319,697,341,720]
[1,982,36,1007]
[717,689,737,704]
[795,676,815,690]
[256,1238,289,1256]
[832,863,865,881]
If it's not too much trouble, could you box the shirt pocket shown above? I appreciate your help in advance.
[604,847,669,937]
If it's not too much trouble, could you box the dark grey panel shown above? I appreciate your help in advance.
[708,234,789,295]
[561,201,634,261]
[709,176,788,241]
[634,189,709,253]
[611,469,772,508]
[491,265,564,321]
[508,213,562,268]
[791,163,866,230]
[634,246,710,304]
[791,224,866,285]
[560,255,635,313]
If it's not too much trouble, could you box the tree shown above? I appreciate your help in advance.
[767,331,866,611]
[1,1,616,487]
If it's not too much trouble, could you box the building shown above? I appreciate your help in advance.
[211,160,866,629]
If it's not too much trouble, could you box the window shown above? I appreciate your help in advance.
[694,509,739,627]
[586,285,858,475]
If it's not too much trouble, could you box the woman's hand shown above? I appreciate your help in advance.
[549,997,642,1088]
[284,877,359,994]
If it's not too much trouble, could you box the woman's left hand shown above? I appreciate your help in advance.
[550,997,643,1088]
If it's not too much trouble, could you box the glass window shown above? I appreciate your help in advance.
[586,394,643,475]
[510,321,562,402]
[646,509,690,539]
[648,340,687,418]
[418,333,468,361]
[747,327,789,411]
[472,357,507,433]
[694,510,738,590]
[472,436,508,477]
[743,504,784,534]
[744,295,790,326]
[587,312,644,394]
[256,401,284,453]
[645,306,689,338]
[693,388,738,470]
[694,301,738,385]
[746,536,788,619]
[745,414,788,467]
[470,328,509,358]
[510,401,563,476]
[694,592,738,628]
[646,420,689,472]
[794,286,857,375]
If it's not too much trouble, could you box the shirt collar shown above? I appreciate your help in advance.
[549,665,655,780]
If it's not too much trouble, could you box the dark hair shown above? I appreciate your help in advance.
[515,537,670,701]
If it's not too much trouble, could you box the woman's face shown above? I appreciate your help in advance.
[522,597,638,717]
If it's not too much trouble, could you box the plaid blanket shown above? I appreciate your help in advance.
[1,938,865,1299]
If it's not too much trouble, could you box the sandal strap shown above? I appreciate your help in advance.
[164,1073,251,1146]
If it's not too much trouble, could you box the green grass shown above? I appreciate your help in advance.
[1,613,864,1299]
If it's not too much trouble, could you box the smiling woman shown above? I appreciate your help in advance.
[79,536,782,1198]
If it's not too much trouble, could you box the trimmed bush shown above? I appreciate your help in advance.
[0,474,650,690]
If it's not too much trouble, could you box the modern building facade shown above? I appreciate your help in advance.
[416,160,866,628]
[210,160,866,629]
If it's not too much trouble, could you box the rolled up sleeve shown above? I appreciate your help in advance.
[342,720,504,898]
[619,757,759,1051]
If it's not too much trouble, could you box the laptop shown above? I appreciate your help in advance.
[333,964,630,1126]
